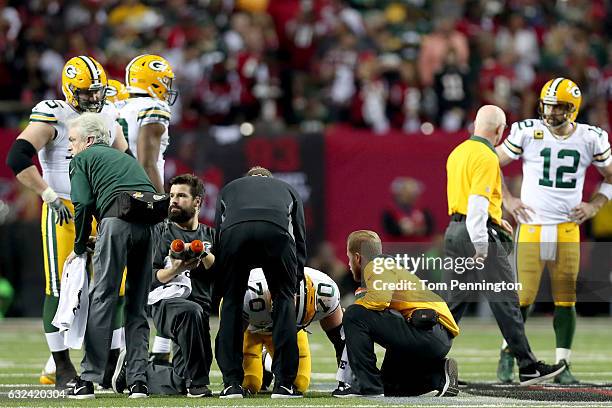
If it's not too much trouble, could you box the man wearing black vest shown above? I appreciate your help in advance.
[215,166,306,399]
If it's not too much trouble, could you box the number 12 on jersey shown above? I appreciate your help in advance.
[539,148,580,189]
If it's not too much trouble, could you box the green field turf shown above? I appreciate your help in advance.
[1,316,611,407]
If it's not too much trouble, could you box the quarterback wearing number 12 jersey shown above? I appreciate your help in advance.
[497,77,612,385]
[502,119,610,224]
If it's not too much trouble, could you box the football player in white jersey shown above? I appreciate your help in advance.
[106,79,129,108]
[118,54,177,361]
[118,54,176,193]
[6,56,131,388]
[495,78,612,384]
[241,267,345,396]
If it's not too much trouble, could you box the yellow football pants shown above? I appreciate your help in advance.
[42,199,126,297]
[242,329,311,394]
[516,222,580,307]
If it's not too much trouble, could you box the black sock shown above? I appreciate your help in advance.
[52,350,75,373]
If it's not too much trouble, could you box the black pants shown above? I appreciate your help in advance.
[343,304,452,396]
[149,298,212,391]
[443,220,537,368]
[215,221,300,387]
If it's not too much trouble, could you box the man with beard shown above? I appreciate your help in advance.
[112,174,215,397]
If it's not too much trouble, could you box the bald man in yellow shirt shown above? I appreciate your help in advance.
[444,105,566,385]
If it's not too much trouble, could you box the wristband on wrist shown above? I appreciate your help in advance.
[41,187,58,203]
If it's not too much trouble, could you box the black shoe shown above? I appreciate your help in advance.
[55,368,77,390]
[332,383,361,398]
[67,377,95,399]
[100,348,120,389]
[128,381,148,398]
[219,383,245,399]
[519,361,567,386]
[271,383,303,399]
[111,349,127,394]
[332,383,382,398]
[436,358,459,396]
[187,384,213,398]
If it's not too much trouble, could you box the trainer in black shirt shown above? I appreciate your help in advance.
[113,174,215,398]
[214,166,306,399]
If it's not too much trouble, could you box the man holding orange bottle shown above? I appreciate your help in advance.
[112,173,216,397]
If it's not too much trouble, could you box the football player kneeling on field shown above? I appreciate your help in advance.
[333,230,460,398]
[240,267,345,398]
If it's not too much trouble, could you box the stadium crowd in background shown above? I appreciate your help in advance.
[0,0,611,134]
[1,0,612,320]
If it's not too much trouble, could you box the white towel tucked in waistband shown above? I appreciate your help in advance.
[540,224,557,261]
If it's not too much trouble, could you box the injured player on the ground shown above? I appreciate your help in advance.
[240,267,346,395]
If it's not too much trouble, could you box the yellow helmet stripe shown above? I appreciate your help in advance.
[79,55,99,84]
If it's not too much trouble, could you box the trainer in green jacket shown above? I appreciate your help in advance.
[68,123,155,256]
[65,112,156,399]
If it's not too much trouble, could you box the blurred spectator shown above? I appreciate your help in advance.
[433,47,470,132]
[418,17,469,87]
[397,61,423,133]
[191,58,242,143]
[320,28,359,122]
[0,0,610,134]
[379,56,422,132]
[107,0,162,31]
[351,53,390,134]
[382,177,433,240]
[479,36,516,113]
[0,0,21,47]
[495,12,538,90]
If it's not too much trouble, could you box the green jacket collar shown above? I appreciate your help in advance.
[469,135,496,154]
